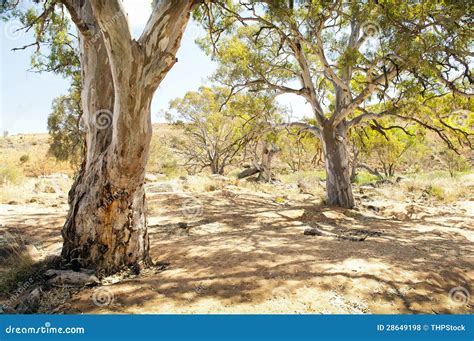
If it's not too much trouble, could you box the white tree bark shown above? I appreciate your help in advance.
[61,0,196,274]
[320,122,355,208]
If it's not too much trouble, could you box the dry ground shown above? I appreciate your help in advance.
[0,174,473,314]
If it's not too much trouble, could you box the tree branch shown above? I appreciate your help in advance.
[138,0,197,89]
[273,121,321,138]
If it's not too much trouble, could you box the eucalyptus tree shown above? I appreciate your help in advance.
[60,0,202,273]
[350,118,424,178]
[198,0,473,207]
[3,0,202,274]
[168,86,278,175]
[47,87,84,167]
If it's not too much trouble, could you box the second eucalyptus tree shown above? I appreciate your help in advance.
[198,0,473,208]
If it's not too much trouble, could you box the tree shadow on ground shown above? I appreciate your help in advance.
[63,190,473,314]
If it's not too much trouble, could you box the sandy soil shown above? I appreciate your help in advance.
[1,176,472,314]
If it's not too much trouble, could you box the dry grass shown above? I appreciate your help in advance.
[398,172,474,203]
[0,230,41,296]
[1,165,473,313]
[0,134,73,179]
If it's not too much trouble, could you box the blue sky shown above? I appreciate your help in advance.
[0,0,310,134]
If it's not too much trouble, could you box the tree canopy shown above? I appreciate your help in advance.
[197,0,472,141]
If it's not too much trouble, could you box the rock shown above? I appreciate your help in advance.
[26,287,41,306]
[24,244,43,262]
[279,209,305,219]
[41,173,69,179]
[145,173,158,182]
[304,228,323,236]
[147,183,174,193]
[322,211,347,220]
[287,193,313,201]
[44,242,63,256]
[7,200,19,205]
[15,287,42,313]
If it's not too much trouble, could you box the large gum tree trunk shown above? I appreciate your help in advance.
[321,122,355,208]
[61,0,195,274]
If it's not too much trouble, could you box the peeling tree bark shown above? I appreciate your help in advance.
[61,0,196,275]
[320,122,355,208]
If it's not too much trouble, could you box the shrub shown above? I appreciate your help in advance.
[353,171,381,185]
[439,150,471,177]
[19,154,30,163]
[0,164,23,185]
[425,185,445,201]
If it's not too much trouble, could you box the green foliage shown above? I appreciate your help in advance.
[47,87,84,167]
[197,0,473,185]
[351,118,428,177]
[276,128,321,172]
[13,2,81,78]
[425,185,446,201]
[439,149,471,178]
[198,1,471,111]
[352,171,381,185]
[148,134,180,176]
[279,169,326,184]
[168,86,280,174]
[0,163,23,185]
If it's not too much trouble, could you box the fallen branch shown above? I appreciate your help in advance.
[44,269,100,287]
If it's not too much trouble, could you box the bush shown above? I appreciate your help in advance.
[0,164,23,185]
[26,156,66,177]
[161,160,179,177]
[353,171,381,185]
[425,185,445,200]
[439,150,471,177]
[19,154,30,163]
